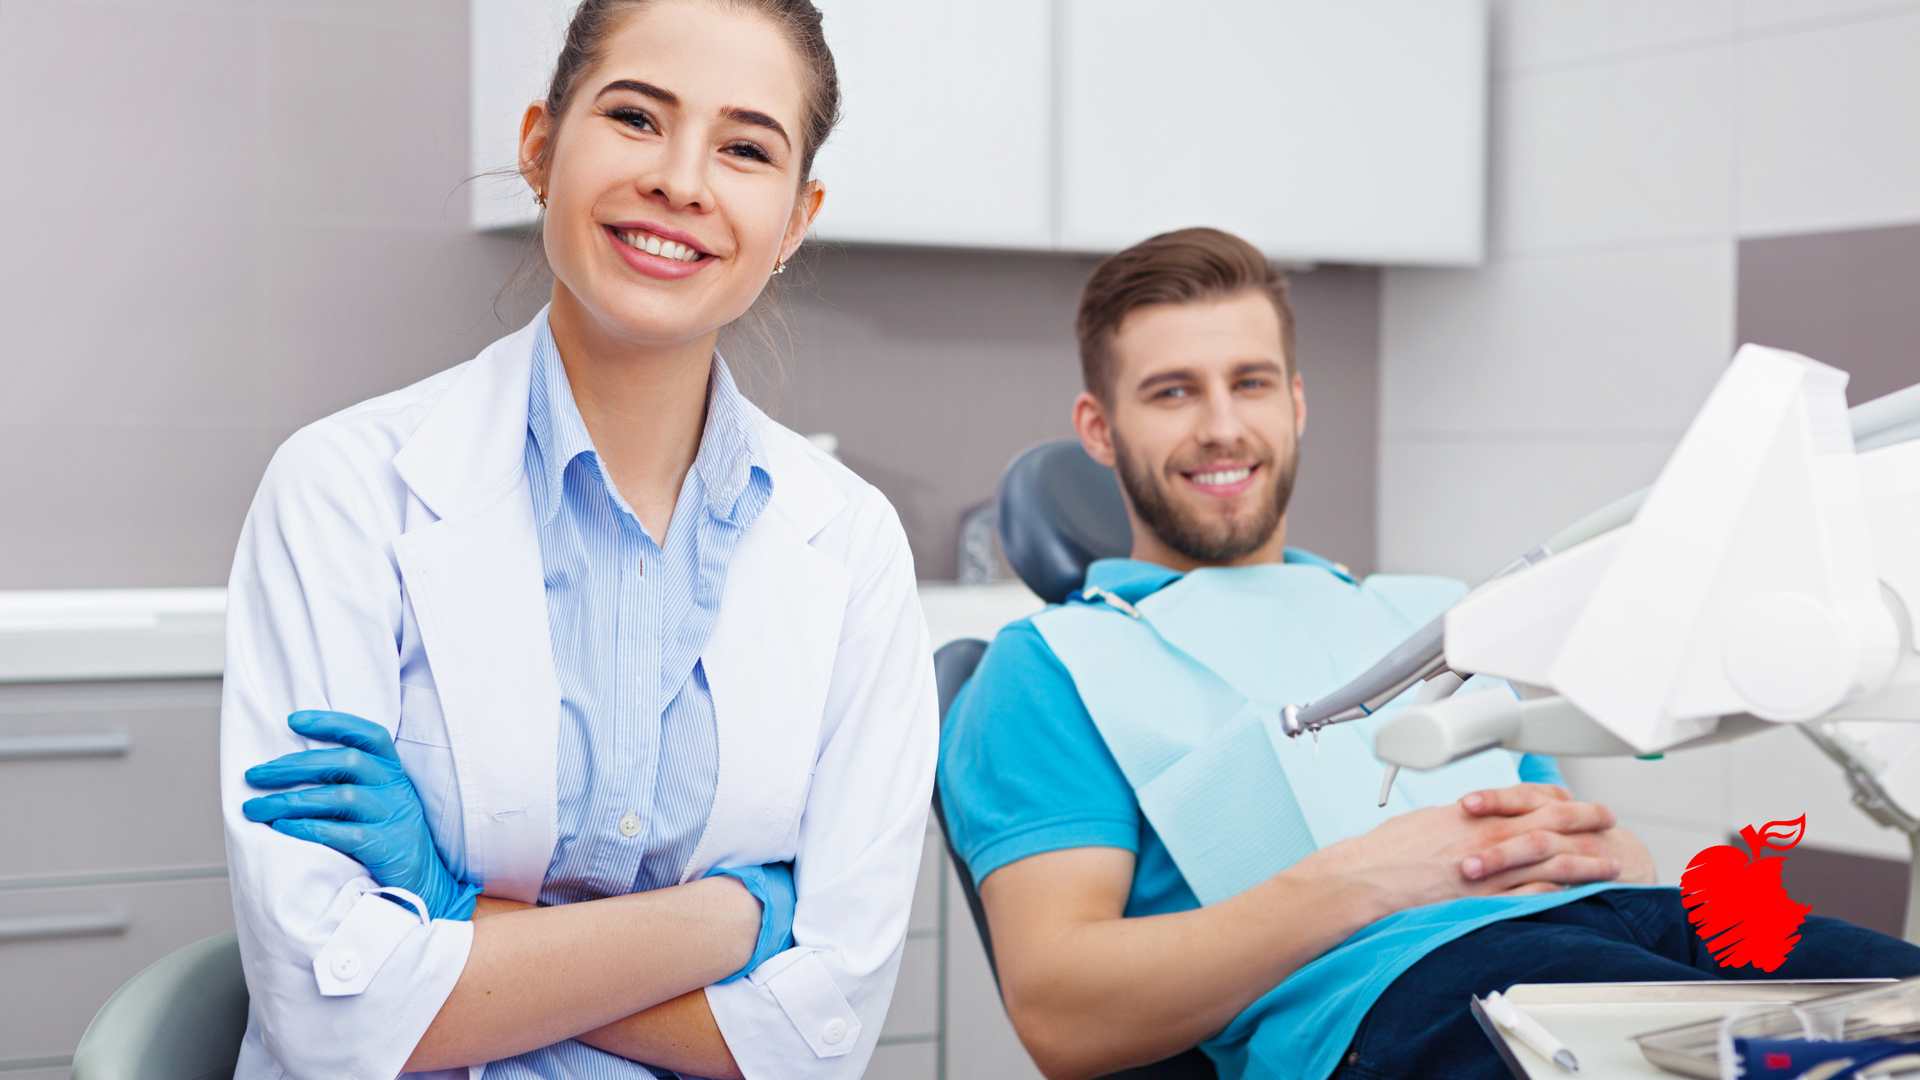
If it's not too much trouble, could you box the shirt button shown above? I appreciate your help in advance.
[821,1018,847,1045]
[330,950,362,980]
[618,812,641,838]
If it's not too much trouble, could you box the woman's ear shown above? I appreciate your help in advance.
[518,101,555,199]
[781,179,826,264]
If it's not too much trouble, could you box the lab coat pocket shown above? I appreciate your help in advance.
[396,683,468,879]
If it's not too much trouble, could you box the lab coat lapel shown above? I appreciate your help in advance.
[391,321,559,903]
[690,416,851,875]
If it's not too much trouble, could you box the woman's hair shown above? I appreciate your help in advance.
[1074,227,1297,406]
[537,0,841,180]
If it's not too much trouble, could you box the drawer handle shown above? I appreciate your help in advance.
[0,908,130,943]
[0,733,132,760]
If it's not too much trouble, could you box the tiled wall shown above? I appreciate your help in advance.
[1378,0,1920,877]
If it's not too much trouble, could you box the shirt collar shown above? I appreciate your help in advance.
[526,312,772,530]
[695,352,770,528]
[1076,547,1356,605]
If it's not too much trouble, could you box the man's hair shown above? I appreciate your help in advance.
[1074,227,1296,405]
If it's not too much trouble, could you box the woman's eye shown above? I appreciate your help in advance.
[607,107,657,133]
[724,141,773,164]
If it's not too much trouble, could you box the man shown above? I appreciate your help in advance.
[937,227,1920,1080]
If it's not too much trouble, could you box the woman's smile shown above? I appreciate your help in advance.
[602,221,718,280]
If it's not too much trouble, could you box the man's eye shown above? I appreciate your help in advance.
[1155,386,1191,400]
[724,141,773,164]
[607,107,657,133]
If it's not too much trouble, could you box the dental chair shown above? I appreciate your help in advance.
[930,440,1219,1080]
[69,931,247,1080]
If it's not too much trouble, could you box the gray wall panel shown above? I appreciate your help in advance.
[1738,222,1920,405]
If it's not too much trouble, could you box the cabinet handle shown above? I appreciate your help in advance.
[0,908,130,943]
[0,733,131,760]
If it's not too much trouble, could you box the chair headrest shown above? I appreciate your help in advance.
[995,440,1132,604]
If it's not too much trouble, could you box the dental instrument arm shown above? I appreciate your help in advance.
[1290,349,1920,767]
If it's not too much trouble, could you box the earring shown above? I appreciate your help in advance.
[773,259,786,275]
[534,189,547,209]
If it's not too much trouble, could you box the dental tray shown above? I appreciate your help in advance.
[1634,977,1920,1078]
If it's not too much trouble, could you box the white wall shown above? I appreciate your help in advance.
[1378,0,1920,873]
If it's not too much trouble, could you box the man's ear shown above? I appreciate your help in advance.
[1291,370,1307,440]
[1073,392,1117,467]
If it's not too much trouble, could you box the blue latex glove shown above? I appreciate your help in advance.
[243,710,482,921]
[704,862,796,984]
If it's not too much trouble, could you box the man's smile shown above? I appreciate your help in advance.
[1179,461,1261,498]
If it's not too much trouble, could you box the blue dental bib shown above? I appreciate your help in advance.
[1031,561,1522,905]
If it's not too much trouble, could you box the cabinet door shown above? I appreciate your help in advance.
[469,0,575,231]
[808,0,1053,250]
[1058,0,1487,266]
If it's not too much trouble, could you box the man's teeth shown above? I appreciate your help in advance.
[618,229,702,263]
[1191,467,1252,486]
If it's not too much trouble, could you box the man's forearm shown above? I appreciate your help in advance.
[984,851,1383,1080]
[403,878,757,1071]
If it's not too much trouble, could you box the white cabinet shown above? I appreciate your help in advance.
[469,1,1488,265]
[469,0,574,232]
[1058,0,1488,265]
[808,0,1054,249]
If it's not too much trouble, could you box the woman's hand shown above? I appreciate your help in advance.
[243,710,482,921]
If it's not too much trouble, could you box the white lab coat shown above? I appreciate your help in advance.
[219,316,938,1080]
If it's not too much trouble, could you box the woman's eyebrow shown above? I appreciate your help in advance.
[596,79,677,106]
[722,107,790,149]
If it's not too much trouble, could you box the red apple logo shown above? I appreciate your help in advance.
[1680,815,1811,972]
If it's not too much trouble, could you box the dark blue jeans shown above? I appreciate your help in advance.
[1329,887,1920,1080]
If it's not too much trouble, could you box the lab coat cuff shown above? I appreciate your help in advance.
[710,947,862,1068]
[313,880,431,996]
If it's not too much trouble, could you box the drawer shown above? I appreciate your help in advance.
[0,680,224,879]
[0,874,235,1062]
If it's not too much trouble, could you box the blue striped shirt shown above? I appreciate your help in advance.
[487,315,771,1080]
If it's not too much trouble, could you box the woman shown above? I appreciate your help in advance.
[218,2,936,1078]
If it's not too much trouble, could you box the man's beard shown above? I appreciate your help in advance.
[1111,431,1297,564]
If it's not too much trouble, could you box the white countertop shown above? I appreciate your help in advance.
[0,582,1046,683]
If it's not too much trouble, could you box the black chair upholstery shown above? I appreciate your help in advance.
[930,639,1218,1080]
[996,441,1133,604]
[930,638,996,985]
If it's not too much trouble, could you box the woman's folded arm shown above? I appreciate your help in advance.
[404,878,758,1072]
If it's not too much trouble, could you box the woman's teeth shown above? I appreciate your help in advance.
[617,229,702,263]
[1191,467,1253,486]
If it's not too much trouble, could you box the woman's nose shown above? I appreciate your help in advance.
[642,135,713,212]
